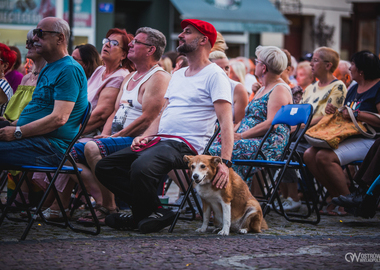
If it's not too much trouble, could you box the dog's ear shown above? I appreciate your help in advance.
[210,156,222,167]
[183,155,193,164]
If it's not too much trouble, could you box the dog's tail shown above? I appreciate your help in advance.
[261,218,268,230]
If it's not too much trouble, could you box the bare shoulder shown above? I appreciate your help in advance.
[150,70,171,83]
[234,83,247,94]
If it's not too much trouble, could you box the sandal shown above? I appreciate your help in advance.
[38,207,70,221]
[327,205,349,216]
[319,202,334,215]
[76,206,118,226]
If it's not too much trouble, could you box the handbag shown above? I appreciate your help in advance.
[304,106,380,149]
[3,85,35,122]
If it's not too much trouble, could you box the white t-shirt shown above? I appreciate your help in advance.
[245,73,257,95]
[158,63,231,154]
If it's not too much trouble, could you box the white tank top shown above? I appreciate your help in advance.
[111,66,164,134]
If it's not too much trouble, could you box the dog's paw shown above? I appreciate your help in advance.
[218,229,230,236]
[239,228,248,234]
[196,227,207,233]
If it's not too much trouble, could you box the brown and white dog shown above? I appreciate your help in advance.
[184,155,268,236]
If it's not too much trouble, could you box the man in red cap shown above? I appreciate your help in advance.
[96,19,233,234]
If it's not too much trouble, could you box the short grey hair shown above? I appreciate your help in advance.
[52,18,71,46]
[209,50,227,61]
[136,27,166,61]
[339,60,351,73]
[255,45,287,75]
[26,29,34,40]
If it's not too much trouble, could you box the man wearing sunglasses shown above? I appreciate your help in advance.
[0,17,87,168]
[95,20,233,234]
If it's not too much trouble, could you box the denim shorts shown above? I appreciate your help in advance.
[71,136,134,167]
[0,136,63,167]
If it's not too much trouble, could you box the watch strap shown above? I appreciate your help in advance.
[221,158,233,168]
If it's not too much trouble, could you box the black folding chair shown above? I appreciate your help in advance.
[167,124,220,232]
[233,104,321,224]
[0,102,101,240]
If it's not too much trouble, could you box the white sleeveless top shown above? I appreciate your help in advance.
[111,66,164,134]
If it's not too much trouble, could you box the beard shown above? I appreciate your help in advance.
[176,37,200,54]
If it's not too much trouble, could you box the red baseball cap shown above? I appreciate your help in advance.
[181,19,217,47]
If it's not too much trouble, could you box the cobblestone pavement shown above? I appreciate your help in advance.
[1,206,380,270]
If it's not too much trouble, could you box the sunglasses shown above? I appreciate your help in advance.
[131,39,153,47]
[26,39,34,47]
[32,28,61,38]
[102,38,120,47]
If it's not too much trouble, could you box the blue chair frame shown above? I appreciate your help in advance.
[0,102,101,240]
[232,104,321,224]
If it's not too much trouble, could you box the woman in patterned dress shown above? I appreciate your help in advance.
[210,45,293,178]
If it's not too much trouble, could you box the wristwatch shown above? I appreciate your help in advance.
[221,158,233,168]
[14,126,22,139]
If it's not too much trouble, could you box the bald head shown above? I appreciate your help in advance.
[38,17,70,46]
[334,60,352,88]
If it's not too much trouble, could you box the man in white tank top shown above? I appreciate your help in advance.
[96,20,234,234]
[72,27,171,226]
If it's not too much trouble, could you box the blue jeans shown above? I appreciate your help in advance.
[71,136,134,167]
[0,136,63,167]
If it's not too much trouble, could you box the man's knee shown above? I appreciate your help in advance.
[84,141,101,161]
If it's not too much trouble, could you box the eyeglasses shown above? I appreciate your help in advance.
[32,28,61,38]
[254,59,265,65]
[311,58,330,64]
[26,39,34,48]
[102,38,120,47]
[131,39,153,47]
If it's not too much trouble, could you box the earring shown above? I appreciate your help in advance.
[119,62,122,67]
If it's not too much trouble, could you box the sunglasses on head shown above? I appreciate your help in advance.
[32,28,61,38]
[102,38,119,47]
[26,39,34,47]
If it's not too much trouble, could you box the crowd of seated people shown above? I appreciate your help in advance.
[1,16,380,236]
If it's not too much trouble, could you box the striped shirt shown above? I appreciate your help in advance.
[0,79,13,116]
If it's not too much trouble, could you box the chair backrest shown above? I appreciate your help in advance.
[64,101,92,155]
[272,104,313,127]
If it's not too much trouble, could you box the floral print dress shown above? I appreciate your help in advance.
[209,83,291,179]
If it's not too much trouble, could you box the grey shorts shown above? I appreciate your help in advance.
[333,138,375,165]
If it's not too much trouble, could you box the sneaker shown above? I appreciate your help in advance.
[269,195,284,209]
[138,208,176,234]
[105,213,137,230]
[277,197,301,212]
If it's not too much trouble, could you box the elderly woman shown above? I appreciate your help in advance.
[210,46,293,178]
[296,61,314,91]
[304,50,380,216]
[277,47,348,212]
[0,43,16,117]
[40,29,135,220]
[0,31,46,208]
[209,51,248,125]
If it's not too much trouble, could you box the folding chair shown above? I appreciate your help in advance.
[232,104,321,224]
[0,102,101,240]
[167,124,220,232]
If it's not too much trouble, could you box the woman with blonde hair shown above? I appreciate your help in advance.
[296,61,314,91]
[229,60,246,87]
[210,46,293,178]
[209,51,248,124]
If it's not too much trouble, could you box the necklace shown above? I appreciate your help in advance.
[30,68,41,83]
[131,64,158,82]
